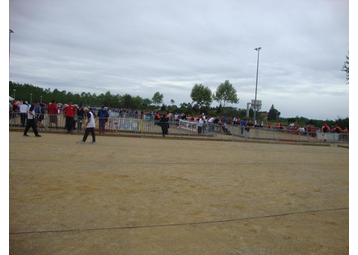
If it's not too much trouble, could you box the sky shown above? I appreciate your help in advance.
[7,0,349,120]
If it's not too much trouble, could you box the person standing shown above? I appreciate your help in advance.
[198,116,204,134]
[23,101,41,137]
[159,112,169,137]
[77,104,84,131]
[63,100,77,134]
[98,106,109,134]
[245,119,254,140]
[48,100,59,129]
[240,119,246,135]
[37,103,46,129]
[19,101,28,127]
[78,107,96,144]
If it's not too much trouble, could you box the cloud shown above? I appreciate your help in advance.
[9,0,349,119]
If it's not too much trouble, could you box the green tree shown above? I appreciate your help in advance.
[141,98,152,108]
[213,80,239,107]
[170,99,175,105]
[152,92,164,106]
[190,84,213,109]
[131,96,143,109]
[122,94,132,108]
[267,104,281,121]
[341,52,349,83]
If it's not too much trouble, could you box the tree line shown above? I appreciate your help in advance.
[9,81,348,128]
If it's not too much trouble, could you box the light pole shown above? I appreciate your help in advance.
[30,93,33,103]
[40,96,42,103]
[254,47,261,125]
[13,89,16,101]
[9,29,14,66]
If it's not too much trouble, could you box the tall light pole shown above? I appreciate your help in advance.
[9,29,14,66]
[254,47,261,125]
[30,93,33,103]
[13,89,16,101]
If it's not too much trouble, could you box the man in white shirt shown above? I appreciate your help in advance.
[23,101,41,137]
[19,101,28,127]
[78,107,96,144]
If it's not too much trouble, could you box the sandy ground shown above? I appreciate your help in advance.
[9,131,349,254]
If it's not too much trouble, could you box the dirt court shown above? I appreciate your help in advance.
[9,131,349,254]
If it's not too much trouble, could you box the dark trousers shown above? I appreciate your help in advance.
[99,119,106,133]
[20,113,27,126]
[83,128,96,142]
[198,126,202,134]
[66,117,74,133]
[24,119,39,136]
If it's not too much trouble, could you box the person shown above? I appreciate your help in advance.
[98,106,109,134]
[19,101,28,127]
[77,107,96,144]
[322,123,330,133]
[48,100,59,129]
[33,102,41,127]
[198,116,204,134]
[23,101,41,137]
[63,100,77,134]
[37,103,46,129]
[240,119,246,135]
[77,104,84,131]
[322,123,330,142]
[307,124,313,133]
[159,112,169,137]
[245,119,254,140]
[333,125,342,133]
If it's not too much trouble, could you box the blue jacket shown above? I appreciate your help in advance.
[98,108,109,119]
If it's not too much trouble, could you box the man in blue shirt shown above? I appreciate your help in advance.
[34,102,41,127]
[240,119,246,135]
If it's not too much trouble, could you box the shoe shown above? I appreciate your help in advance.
[23,134,29,137]
[91,141,96,144]
[35,135,42,137]
[77,140,85,143]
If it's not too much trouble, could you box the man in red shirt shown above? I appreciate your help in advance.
[63,100,77,134]
[48,100,59,128]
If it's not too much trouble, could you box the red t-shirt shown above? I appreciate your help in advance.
[48,103,58,114]
[63,105,76,117]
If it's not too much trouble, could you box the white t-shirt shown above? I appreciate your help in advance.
[86,112,96,128]
[27,106,35,119]
[19,104,28,113]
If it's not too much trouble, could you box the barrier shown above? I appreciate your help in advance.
[178,120,198,132]
[9,112,349,144]
[108,118,142,132]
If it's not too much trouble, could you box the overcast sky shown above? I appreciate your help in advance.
[8,0,349,120]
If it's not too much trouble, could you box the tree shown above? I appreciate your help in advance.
[267,104,281,121]
[213,80,239,107]
[170,99,175,105]
[190,84,213,109]
[341,52,349,83]
[122,94,132,108]
[131,96,143,109]
[152,92,164,106]
[141,98,152,108]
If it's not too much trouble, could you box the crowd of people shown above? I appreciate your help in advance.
[10,99,349,138]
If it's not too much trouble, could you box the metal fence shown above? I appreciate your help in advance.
[9,112,349,144]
